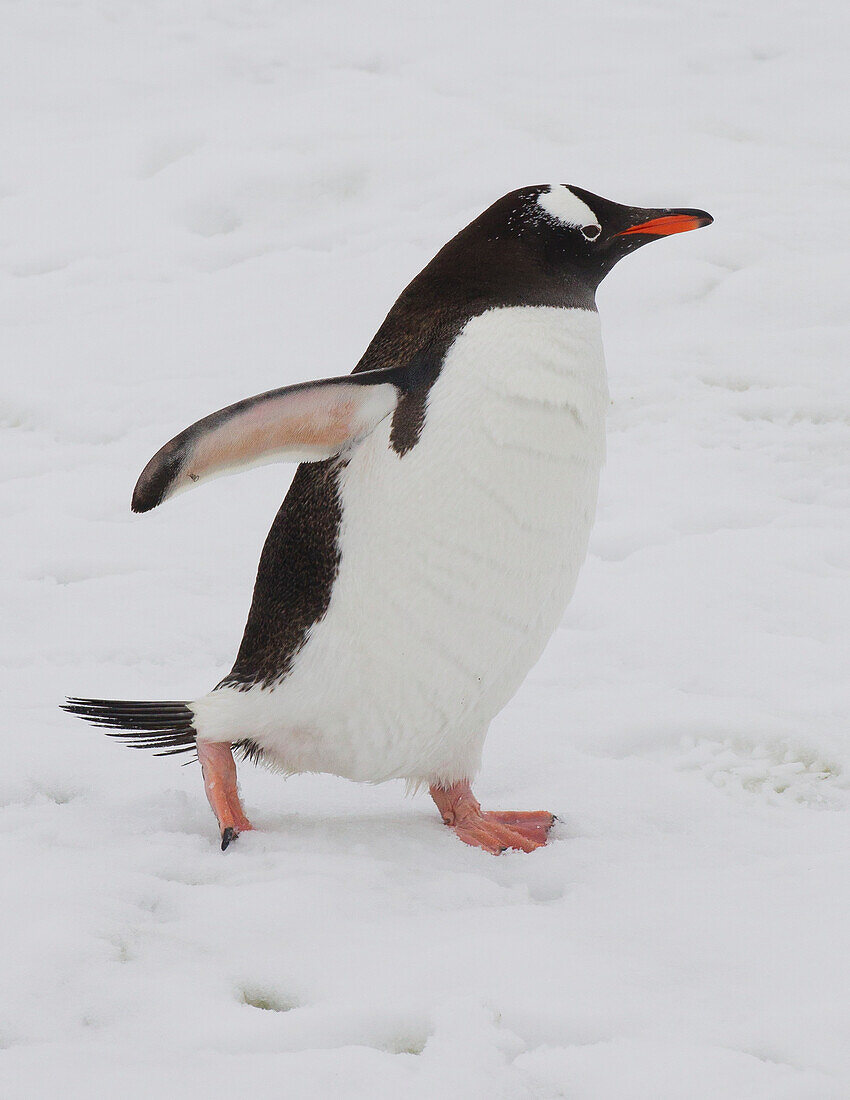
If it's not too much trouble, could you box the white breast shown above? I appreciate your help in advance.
[194,306,609,787]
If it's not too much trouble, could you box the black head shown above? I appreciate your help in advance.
[441,184,713,310]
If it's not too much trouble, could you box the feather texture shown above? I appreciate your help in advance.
[62,698,196,757]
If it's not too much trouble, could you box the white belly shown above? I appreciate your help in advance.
[194,306,608,785]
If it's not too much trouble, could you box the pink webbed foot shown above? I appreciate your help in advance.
[197,740,254,850]
[430,781,555,855]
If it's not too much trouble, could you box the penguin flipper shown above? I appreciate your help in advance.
[131,368,402,513]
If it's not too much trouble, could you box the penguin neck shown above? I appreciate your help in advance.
[411,238,599,317]
[354,237,599,380]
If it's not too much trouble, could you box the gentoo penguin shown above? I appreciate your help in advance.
[65,185,712,854]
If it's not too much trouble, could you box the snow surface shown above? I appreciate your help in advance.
[1,1,849,1097]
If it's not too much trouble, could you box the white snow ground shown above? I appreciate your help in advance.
[1,1,849,1096]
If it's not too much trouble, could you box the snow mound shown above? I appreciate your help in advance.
[678,735,848,809]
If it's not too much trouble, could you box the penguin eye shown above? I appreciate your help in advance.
[581,224,601,241]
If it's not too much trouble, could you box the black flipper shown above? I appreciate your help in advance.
[62,698,197,757]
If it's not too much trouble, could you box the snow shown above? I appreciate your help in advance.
[1,0,848,1096]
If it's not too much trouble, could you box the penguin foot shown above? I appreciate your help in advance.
[483,810,555,845]
[197,740,254,851]
[430,781,554,855]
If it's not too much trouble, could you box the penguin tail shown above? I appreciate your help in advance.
[62,698,197,757]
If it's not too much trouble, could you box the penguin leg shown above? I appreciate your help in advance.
[429,780,554,855]
[196,740,254,851]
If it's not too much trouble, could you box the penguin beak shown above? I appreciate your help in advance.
[615,209,713,238]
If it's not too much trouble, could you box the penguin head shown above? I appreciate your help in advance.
[468,184,712,297]
[537,183,711,274]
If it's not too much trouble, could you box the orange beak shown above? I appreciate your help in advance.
[616,213,711,237]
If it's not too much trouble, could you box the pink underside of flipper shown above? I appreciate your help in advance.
[430,780,555,854]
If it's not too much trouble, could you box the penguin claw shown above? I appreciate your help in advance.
[220,827,237,851]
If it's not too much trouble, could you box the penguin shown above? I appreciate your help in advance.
[65,185,712,854]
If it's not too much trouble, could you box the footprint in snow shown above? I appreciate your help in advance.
[180,202,242,238]
[137,135,204,179]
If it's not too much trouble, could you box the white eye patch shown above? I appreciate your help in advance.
[537,185,601,237]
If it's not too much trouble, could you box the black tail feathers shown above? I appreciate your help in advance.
[62,698,197,757]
